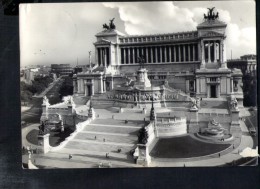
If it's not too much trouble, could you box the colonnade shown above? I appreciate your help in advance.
[120,44,198,64]
[201,40,222,64]
[97,47,110,67]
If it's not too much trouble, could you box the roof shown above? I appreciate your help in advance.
[96,29,126,37]
[197,19,227,29]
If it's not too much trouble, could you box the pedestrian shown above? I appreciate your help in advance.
[118,148,121,153]
[94,136,96,140]
[106,153,109,158]
[218,153,220,158]
[233,144,235,149]
[69,154,72,159]
[103,138,105,142]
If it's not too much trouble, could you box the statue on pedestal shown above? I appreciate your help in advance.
[230,98,238,110]
[39,120,48,135]
[43,96,49,106]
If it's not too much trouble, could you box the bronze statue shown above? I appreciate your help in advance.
[103,18,116,30]
[109,18,116,29]
[103,23,109,30]
[137,55,146,69]
[39,120,47,135]
[207,7,215,17]
[204,7,219,21]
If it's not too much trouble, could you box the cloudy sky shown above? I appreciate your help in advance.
[20,1,256,67]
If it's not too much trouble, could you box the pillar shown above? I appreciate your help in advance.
[220,40,223,63]
[128,48,131,64]
[100,48,103,66]
[133,48,135,64]
[193,44,195,61]
[169,46,172,62]
[208,41,211,63]
[91,80,94,95]
[104,48,107,67]
[231,77,234,93]
[137,47,139,59]
[146,47,149,63]
[159,46,162,62]
[213,41,217,63]
[183,45,186,62]
[174,46,176,62]
[200,41,205,68]
[164,46,167,62]
[188,45,190,62]
[151,47,153,63]
[178,45,181,62]
[155,47,158,63]
[103,78,106,92]
[84,81,88,96]
[123,48,126,64]
[100,76,103,93]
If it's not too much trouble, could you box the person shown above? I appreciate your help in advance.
[233,144,235,149]
[69,154,72,159]
[103,138,105,142]
[106,153,109,158]
[94,136,97,140]
[218,153,220,157]
[118,148,121,153]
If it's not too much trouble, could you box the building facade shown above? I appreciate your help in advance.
[51,64,73,76]
[74,8,243,104]
[227,54,257,76]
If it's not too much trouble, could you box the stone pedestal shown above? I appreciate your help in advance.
[136,144,151,167]
[135,69,151,88]
[189,110,199,133]
[230,109,241,136]
[37,134,50,154]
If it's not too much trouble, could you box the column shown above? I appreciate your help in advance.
[220,40,223,63]
[174,46,176,62]
[188,45,190,62]
[128,48,131,64]
[146,47,149,63]
[123,48,126,64]
[155,47,158,63]
[103,79,106,92]
[178,45,181,62]
[183,45,186,62]
[133,48,135,64]
[91,81,94,96]
[100,48,103,66]
[84,81,87,96]
[100,76,103,93]
[160,46,162,63]
[151,47,153,63]
[164,46,167,62]
[141,47,144,57]
[230,77,234,93]
[137,47,139,59]
[192,44,195,61]
[213,41,217,63]
[201,40,205,68]
[169,46,172,62]
[208,41,211,63]
[104,48,107,67]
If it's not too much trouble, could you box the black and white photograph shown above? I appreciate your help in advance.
[20,1,258,169]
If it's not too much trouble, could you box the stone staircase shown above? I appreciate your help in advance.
[34,119,143,168]
[200,98,228,109]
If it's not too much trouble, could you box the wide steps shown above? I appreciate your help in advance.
[74,132,138,144]
[65,140,135,154]
[83,124,141,134]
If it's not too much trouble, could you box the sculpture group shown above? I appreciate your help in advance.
[204,7,219,20]
[103,18,116,30]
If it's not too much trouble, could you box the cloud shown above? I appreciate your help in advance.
[103,2,256,59]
